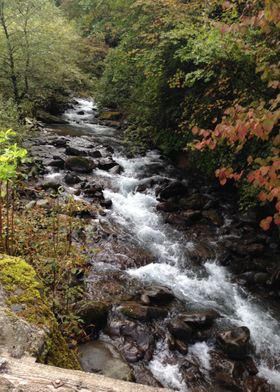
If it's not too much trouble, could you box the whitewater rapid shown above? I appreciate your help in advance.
[64,99,280,390]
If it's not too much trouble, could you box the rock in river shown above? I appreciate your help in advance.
[65,156,95,173]
[217,326,251,359]
[78,340,134,382]
[140,286,174,305]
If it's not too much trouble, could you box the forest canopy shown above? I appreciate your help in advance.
[0,0,84,113]
[60,0,280,230]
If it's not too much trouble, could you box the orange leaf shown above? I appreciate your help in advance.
[260,216,273,231]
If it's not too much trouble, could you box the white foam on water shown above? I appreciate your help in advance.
[188,342,211,374]
[258,366,280,388]
[149,343,188,391]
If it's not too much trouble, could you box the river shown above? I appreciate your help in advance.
[43,98,280,391]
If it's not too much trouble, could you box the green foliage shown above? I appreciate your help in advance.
[0,130,27,181]
[14,197,97,340]
[0,0,84,110]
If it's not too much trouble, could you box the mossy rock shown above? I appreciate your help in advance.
[65,156,95,173]
[0,254,80,370]
[118,302,168,321]
[99,111,122,121]
[36,110,68,124]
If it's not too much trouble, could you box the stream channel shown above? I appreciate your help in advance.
[29,98,280,391]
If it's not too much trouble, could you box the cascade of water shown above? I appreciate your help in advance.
[57,98,280,390]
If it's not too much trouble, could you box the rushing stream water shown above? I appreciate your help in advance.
[46,98,280,390]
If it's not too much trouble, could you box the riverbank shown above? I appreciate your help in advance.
[6,98,280,391]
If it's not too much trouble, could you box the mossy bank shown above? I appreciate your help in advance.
[0,254,80,370]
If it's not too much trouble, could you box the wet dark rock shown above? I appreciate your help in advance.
[181,362,209,391]
[165,210,202,227]
[210,351,245,391]
[180,194,209,210]
[254,272,270,285]
[65,146,88,156]
[132,364,163,387]
[178,309,220,328]
[77,110,85,115]
[217,326,251,359]
[100,199,113,209]
[159,181,188,200]
[168,318,193,342]
[175,339,189,354]
[187,242,216,264]
[107,318,155,362]
[238,210,258,225]
[202,209,224,226]
[65,156,94,173]
[97,158,117,171]
[88,150,102,158]
[238,272,255,285]
[223,240,265,256]
[157,202,179,213]
[83,183,103,198]
[118,302,167,321]
[48,158,65,169]
[243,376,271,392]
[140,286,174,305]
[243,357,258,376]
[109,165,124,175]
[64,173,81,185]
[77,301,109,334]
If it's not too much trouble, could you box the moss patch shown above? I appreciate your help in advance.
[0,254,81,370]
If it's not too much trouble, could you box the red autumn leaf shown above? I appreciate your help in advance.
[259,191,268,201]
[274,214,280,225]
[271,188,279,198]
[260,216,273,231]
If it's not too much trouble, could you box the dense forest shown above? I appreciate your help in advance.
[0,1,280,391]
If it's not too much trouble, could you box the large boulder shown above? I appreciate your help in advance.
[36,111,68,124]
[217,326,251,359]
[78,340,134,382]
[65,156,94,173]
